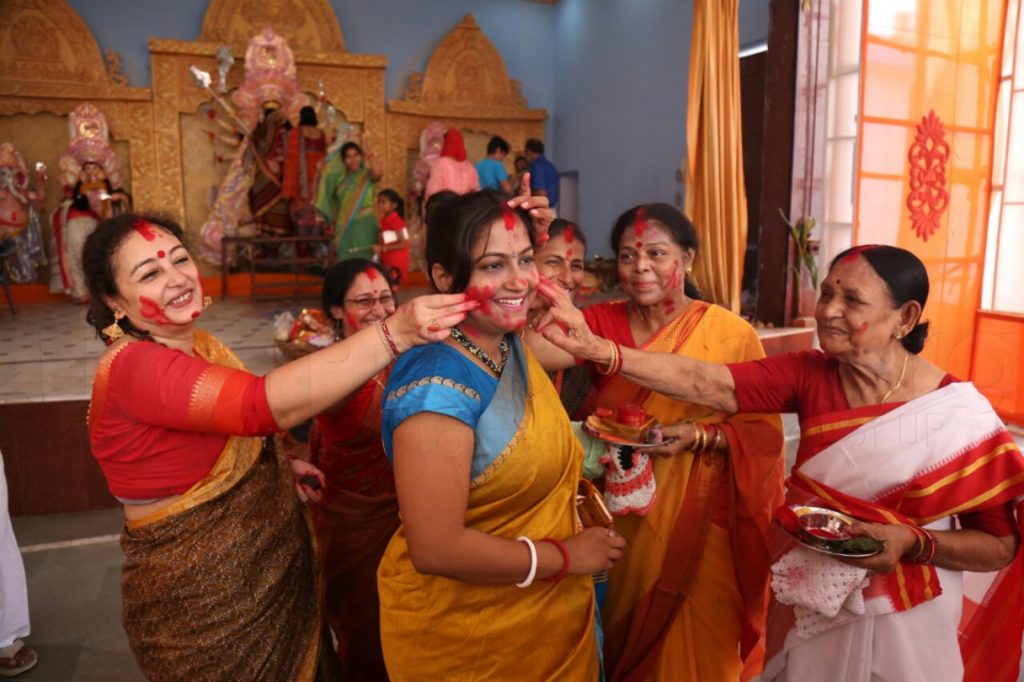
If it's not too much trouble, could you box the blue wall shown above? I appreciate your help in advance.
[65,0,770,253]
[552,0,770,255]
[65,0,557,140]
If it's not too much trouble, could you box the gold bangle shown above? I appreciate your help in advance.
[692,424,705,453]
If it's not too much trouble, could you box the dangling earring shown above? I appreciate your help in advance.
[102,311,126,341]
[203,296,213,309]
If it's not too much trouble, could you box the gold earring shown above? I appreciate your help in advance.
[893,330,904,339]
[203,296,213,309]
[102,311,125,341]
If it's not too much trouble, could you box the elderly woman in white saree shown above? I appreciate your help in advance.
[534,244,1024,682]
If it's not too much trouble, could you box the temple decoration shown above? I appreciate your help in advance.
[148,0,385,253]
[385,14,547,202]
[0,0,154,216]
[51,103,130,300]
[199,0,345,52]
[197,29,310,263]
[0,143,47,283]
[906,110,950,242]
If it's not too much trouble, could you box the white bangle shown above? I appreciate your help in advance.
[515,537,538,588]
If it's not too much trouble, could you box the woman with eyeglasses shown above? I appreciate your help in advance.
[310,258,399,680]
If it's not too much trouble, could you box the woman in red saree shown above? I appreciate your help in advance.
[537,244,1024,682]
[82,213,474,680]
[311,259,398,680]
[529,204,785,681]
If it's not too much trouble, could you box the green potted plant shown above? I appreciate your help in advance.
[780,209,819,324]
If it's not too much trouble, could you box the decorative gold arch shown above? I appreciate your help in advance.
[0,0,157,212]
[199,0,345,52]
[148,0,386,237]
[385,14,547,199]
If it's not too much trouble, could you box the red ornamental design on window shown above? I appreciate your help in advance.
[905,110,950,242]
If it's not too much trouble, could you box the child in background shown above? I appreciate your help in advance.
[375,189,410,289]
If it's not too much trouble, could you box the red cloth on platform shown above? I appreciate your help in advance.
[89,340,279,500]
[728,350,1015,536]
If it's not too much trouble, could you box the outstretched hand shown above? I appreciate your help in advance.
[506,172,555,240]
[533,278,607,363]
[386,294,479,353]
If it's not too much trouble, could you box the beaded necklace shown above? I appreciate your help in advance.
[450,326,509,375]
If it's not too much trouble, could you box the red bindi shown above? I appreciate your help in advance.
[133,220,158,241]
[566,249,574,259]
[635,241,643,249]
[138,296,172,324]
[157,250,166,259]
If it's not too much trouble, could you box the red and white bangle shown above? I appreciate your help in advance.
[377,320,400,359]
[540,537,571,584]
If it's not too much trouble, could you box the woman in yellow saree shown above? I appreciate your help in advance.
[530,204,785,681]
[378,190,626,681]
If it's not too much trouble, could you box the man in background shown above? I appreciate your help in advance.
[476,136,512,193]
[525,138,559,209]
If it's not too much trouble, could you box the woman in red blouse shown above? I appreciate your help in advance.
[310,259,398,680]
[535,244,1024,682]
[81,213,474,680]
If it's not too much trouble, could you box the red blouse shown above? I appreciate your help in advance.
[89,341,280,500]
[728,350,1016,536]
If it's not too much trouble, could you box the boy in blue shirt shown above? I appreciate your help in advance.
[475,135,511,193]
[525,138,559,209]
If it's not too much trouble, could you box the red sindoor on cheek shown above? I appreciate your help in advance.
[138,296,172,325]
[465,285,494,315]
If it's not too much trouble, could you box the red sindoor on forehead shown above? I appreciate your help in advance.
[133,220,159,241]
[564,225,575,243]
[363,266,379,281]
[501,205,516,231]
[633,207,648,238]
[841,244,876,264]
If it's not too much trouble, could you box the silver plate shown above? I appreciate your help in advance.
[783,505,882,558]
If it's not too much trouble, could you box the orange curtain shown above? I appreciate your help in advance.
[685,0,747,313]
[853,0,1004,377]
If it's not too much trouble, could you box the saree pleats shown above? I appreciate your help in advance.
[378,346,598,681]
[600,303,785,681]
[121,438,333,681]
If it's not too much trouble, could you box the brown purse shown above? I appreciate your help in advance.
[577,479,614,528]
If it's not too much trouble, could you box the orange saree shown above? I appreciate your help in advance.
[584,301,785,682]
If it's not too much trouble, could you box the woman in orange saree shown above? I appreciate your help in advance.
[310,259,399,680]
[530,204,784,681]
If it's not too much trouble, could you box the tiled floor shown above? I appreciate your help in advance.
[0,297,321,404]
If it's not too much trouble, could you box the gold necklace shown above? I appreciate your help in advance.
[880,352,909,403]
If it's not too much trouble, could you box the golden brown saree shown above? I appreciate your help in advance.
[96,332,336,681]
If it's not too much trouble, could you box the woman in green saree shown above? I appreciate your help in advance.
[315,140,383,261]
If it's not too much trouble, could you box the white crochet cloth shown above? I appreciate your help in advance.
[601,445,657,517]
[771,545,869,639]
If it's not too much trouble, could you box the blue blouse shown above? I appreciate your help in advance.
[382,343,498,463]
